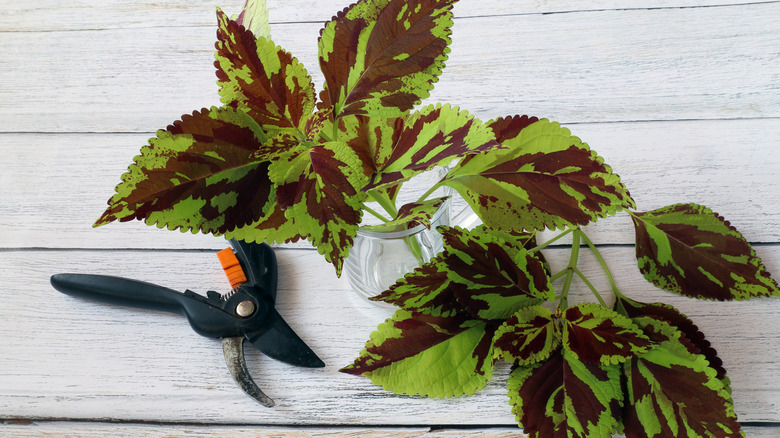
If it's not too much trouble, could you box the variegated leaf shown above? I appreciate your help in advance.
[442,226,553,321]
[615,297,728,382]
[341,309,496,398]
[94,107,274,234]
[334,114,399,173]
[318,0,455,118]
[234,0,271,40]
[367,104,501,190]
[224,200,303,244]
[371,255,461,317]
[508,350,624,438]
[271,141,369,274]
[444,117,636,232]
[361,196,449,233]
[494,306,560,366]
[562,303,652,366]
[622,317,743,438]
[216,9,315,132]
[631,203,780,300]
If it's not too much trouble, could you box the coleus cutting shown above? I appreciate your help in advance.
[93,0,779,436]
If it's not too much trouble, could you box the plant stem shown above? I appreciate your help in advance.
[573,267,607,306]
[368,190,398,218]
[578,230,624,299]
[558,229,582,310]
[416,181,444,203]
[529,228,573,254]
[363,204,391,223]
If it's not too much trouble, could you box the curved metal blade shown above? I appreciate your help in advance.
[245,307,325,368]
[221,337,275,407]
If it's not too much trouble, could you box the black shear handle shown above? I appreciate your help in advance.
[50,273,248,338]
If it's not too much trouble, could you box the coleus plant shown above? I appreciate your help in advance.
[93,0,779,436]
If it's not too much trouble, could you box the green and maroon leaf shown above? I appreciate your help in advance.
[362,196,449,233]
[335,114,401,172]
[371,255,461,317]
[216,9,315,132]
[318,0,455,118]
[508,350,623,438]
[615,297,727,382]
[367,104,501,190]
[233,0,271,40]
[271,141,369,274]
[444,117,635,233]
[632,203,780,300]
[622,317,743,438]
[95,107,274,235]
[494,305,560,365]
[224,200,303,244]
[441,226,553,321]
[562,303,651,365]
[341,309,497,398]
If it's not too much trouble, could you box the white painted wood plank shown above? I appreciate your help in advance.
[2,3,779,132]
[2,118,777,249]
[1,0,767,31]
[0,422,531,438]
[1,247,778,424]
[3,421,779,438]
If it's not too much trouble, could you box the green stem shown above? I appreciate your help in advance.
[558,230,582,310]
[529,228,573,254]
[573,267,607,306]
[363,204,391,223]
[578,230,624,299]
[368,190,398,218]
[415,181,445,203]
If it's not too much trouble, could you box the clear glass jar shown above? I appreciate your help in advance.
[344,198,453,301]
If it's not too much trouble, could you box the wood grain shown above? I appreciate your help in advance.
[1,247,778,424]
[2,1,770,31]
[3,421,780,437]
[2,2,779,132]
[1,0,778,434]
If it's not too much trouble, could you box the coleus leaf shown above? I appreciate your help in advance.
[336,114,402,173]
[234,0,271,40]
[622,317,743,438]
[223,200,303,244]
[94,107,273,234]
[614,296,728,383]
[361,196,449,233]
[318,0,455,118]
[444,116,636,232]
[271,141,369,274]
[215,9,315,132]
[371,255,461,317]
[562,303,651,366]
[494,305,560,366]
[442,226,553,321]
[341,309,496,398]
[508,350,623,438]
[374,226,552,319]
[366,104,501,190]
[631,203,780,300]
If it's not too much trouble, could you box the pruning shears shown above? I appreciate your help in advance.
[49,240,324,407]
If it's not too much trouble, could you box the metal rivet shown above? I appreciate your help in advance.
[236,300,255,318]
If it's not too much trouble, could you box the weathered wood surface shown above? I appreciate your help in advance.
[2,422,779,438]
[2,1,779,132]
[1,0,778,436]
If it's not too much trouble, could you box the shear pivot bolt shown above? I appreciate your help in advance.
[236,300,255,318]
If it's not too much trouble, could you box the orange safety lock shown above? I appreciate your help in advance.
[217,248,247,290]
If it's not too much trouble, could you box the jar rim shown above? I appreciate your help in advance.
[355,197,452,240]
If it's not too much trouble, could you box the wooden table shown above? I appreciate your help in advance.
[2,1,779,436]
